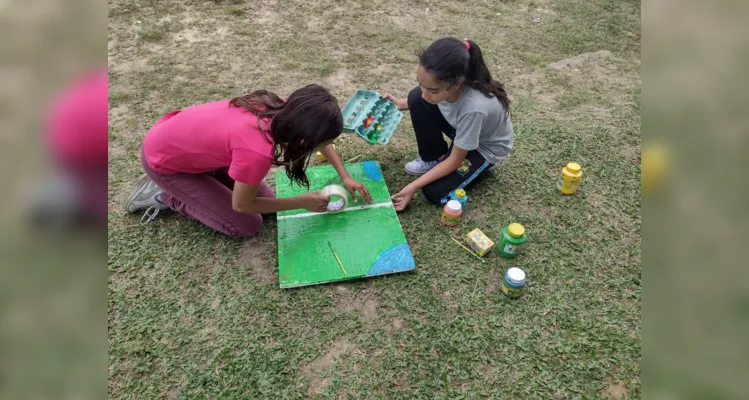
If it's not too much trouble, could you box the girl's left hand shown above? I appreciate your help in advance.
[391,188,415,212]
[342,177,373,204]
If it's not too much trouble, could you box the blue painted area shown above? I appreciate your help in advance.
[362,161,382,182]
[366,243,415,276]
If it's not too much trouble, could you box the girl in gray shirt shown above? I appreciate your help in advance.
[385,38,513,211]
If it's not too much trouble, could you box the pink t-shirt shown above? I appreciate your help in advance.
[143,100,274,186]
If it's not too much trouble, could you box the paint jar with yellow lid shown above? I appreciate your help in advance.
[498,223,526,258]
[558,162,582,194]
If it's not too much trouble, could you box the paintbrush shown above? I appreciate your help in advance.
[345,155,363,163]
[451,237,486,263]
[327,241,348,275]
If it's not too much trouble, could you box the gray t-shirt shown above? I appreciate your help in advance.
[438,87,513,164]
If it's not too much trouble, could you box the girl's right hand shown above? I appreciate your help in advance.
[383,94,408,111]
[299,191,330,213]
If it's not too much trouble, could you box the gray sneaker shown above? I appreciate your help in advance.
[124,175,168,213]
[124,175,170,225]
[404,158,439,176]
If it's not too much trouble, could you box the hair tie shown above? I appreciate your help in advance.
[463,40,470,51]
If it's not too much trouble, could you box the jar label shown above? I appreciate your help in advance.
[503,243,518,254]
[501,282,524,298]
[442,214,459,226]
[558,178,580,193]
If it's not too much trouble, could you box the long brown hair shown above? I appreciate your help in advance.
[230,84,342,188]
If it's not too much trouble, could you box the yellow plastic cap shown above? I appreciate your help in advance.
[566,162,581,173]
[508,223,525,238]
[454,189,466,198]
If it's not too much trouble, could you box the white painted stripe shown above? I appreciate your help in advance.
[277,201,394,220]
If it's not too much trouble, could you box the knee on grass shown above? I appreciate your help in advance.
[225,225,261,238]
[224,215,263,238]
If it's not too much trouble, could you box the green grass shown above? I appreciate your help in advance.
[139,29,166,42]
[108,0,641,398]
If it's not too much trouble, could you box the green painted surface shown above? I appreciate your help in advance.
[276,161,414,288]
[277,162,391,217]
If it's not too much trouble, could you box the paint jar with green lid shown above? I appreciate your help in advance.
[498,223,526,258]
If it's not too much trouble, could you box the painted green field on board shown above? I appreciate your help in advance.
[276,161,414,288]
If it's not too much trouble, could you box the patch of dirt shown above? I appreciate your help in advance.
[601,379,629,399]
[263,337,280,349]
[108,104,130,128]
[238,240,276,284]
[384,317,405,336]
[539,206,558,219]
[481,364,496,379]
[485,269,500,294]
[387,14,410,28]
[619,144,640,161]
[369,63,415,94]
[324,68,357,99]
[585,192,607,210]
[108,143,126,159]
[252,5,279,26]
[165,387,180,400]
[512,50,637,123]
[180,314,195,327]
[108,58,149,74]
[359,297,379,324]
[511,70,551,103]
[548,50,612,70]
[517,1,558,18]
[210,297,221,311]
[173,26,230,44]
[305,17,323,33]
[301,338,352,396]
[164,376,186,400]
[335,290,380,326]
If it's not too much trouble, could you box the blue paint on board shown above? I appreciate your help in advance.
[362,161,382,182]
[366,243,415,276]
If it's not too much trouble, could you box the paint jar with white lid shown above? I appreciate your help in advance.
[501,267,527,299]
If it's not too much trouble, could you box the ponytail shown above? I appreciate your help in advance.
[464,40,511,112]
[418,37,510,112]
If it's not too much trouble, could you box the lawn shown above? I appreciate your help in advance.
[108,0,641,398]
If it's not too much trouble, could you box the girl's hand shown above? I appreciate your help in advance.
[383,94,408,111]
[342,177,373,204]
[391,188,415,212]
[299,191,330,212]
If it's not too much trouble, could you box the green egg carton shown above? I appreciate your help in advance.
[341,89,403,145]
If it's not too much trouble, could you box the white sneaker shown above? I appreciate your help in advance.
[404,158,439,176]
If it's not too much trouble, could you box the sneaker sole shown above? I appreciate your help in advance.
[123,175,152,213]
[404,166,427,176]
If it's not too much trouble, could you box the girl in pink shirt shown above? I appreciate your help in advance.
[124,84,371,237]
